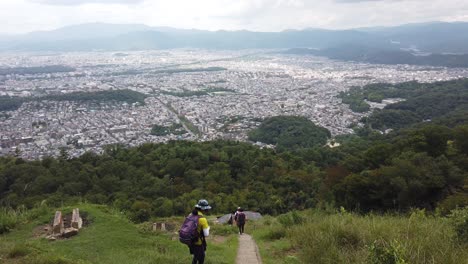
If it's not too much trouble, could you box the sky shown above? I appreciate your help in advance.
[1,0,468,34]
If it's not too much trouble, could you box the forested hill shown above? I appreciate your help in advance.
[340,78,468,129]
[284,47,468,68]
[248,116,331,151]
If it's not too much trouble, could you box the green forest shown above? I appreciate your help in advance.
[340,79,468,129]
[248,116,331,151]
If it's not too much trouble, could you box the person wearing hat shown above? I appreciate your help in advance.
[234,207,246,235]
[190,199,211,264]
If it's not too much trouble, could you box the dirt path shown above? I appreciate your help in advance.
[236,234,262,264]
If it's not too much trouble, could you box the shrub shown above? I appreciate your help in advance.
[0,209,17,234]
[262,225,287,240]
[130,201,151,223]
[367,239,407,264]
[447,207,468,243]
[438,193,468,215]
[408,208,427,219]
[131,209,150,223]
[261,215,275,226]
[135,222,154,234]
[0,207,26,234]
[277,211,304,227]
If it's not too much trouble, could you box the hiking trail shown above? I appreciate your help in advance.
[236,234,262,264]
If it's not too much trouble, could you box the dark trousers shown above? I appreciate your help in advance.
[238,223,245,234]
[191,245,205,264]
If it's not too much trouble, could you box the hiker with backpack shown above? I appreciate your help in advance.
[179,199,211,264]
[234,207,246,235]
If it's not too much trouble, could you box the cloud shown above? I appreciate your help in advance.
[335,0,385,2]
[29,0,144,5]
[0,0,467,34]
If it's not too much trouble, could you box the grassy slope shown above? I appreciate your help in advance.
[250,216,299,264]
[252,210,468,264]
[0,204,238,264]
[4,204,466,264]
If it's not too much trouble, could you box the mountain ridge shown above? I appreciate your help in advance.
[1,21,468,57]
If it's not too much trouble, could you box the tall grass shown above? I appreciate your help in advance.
[253,209,468,264]
[288,210,467,264]
[251,215,294,264]
[0,208,20,234]
[0,205,50,234]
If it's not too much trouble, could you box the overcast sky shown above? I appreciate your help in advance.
[1,0,468,34]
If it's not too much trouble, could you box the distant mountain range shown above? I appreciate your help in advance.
[284,46,468,68]
[1,22,468,67]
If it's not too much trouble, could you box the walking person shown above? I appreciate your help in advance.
[234,207,246,235]
[179,199,211,264]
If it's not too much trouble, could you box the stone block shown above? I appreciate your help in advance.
[152,222,167,231]
[63,227,79,238]
[71,208,83,229]
[46,235,57,241]
[52,211,64,235]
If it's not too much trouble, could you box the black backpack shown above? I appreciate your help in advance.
[179,214,200,246]
[237,212,246,224]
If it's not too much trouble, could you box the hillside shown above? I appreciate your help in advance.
[0,204,238,264]
[2,204,466,264]
[248,116,331,151]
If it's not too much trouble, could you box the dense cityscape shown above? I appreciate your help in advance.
[1,50,468,159]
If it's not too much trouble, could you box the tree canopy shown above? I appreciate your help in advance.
[248,116,331,151]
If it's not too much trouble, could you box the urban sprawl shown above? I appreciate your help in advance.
[1,50,468,159]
